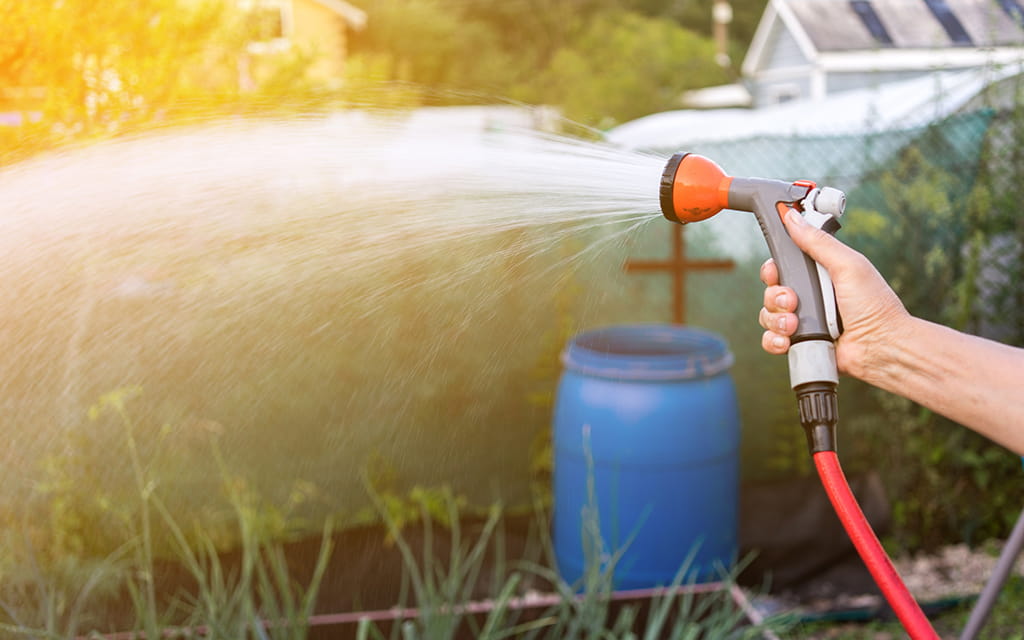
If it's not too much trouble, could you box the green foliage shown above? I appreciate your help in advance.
[727,108,1023,549]
[962,94,1024,346]
[2,389,334,638]
[357,450,486,543]
[347,1,730,126]
[835,118,1024,552]
[364,484,471,539]
[0,0,335,162]
[2,375,790,638]
[361,477,788,640]
[351,0,466,88]
[855,145,967,324]
[0,540,126,639]
[153,491,333,640]
[625,0,767,56]
[28,387,158,564]
[345,0,538,109]
[212,451,321,549]
[517,11,730,128]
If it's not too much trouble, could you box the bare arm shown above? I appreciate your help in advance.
[760,210,1024,456]
[866,317,1024,454]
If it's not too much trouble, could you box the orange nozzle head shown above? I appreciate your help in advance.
[659,153,732,223]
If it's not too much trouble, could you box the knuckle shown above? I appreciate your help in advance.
[784,313,798,335]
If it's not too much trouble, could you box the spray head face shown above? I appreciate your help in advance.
[659,153,733,224]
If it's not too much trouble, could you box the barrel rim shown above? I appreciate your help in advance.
[560,323,734,381]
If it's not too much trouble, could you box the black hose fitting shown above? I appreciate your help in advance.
[795,381,839,454]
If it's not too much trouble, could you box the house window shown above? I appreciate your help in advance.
[248,6,284,41]
[239,0,292,53]
[766,84,801,105]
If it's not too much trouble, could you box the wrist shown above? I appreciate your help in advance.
[843,309,918,389]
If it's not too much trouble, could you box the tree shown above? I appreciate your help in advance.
[620,0,768,62]
[517,11,730,127]
[0,0,324,161]
[346,0,534,104]
[347,2,730,126]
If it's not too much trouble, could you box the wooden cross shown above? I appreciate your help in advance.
[624,224,735,325]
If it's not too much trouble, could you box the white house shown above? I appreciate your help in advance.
[686,0,1024,109]
[742,0,1024,106]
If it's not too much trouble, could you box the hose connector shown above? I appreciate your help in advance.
[796,381,839,453]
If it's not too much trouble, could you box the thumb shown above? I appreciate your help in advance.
[783,208,853,271]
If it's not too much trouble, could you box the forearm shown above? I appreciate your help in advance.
[862,317,1024,456]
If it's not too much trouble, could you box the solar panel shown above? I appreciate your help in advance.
[996,0,1024,26]
[922,0,974,44]
[849,0,895,45]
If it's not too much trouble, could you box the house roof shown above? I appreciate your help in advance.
[312,0,367,30]
[744,0,1024,74]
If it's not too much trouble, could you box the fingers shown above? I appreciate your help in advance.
[759,302,797,341]
[759,259,779,287]
[763,285,796,314]
[761,330,790,355]
[759,304,796,332]
[760,283,798,354]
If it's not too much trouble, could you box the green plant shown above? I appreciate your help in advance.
[0,537,126,639]
[519,10,730,128]
[2,388,334,638]
[368,485,509,640]
[357,452,476,540]
[0,0,346,164]
[154,496,333,640]
[358,453,789,640]
[141,431,334,639]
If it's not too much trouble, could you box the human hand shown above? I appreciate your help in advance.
[758,209,911,380]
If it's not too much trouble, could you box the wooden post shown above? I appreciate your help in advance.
[624,225,735,325]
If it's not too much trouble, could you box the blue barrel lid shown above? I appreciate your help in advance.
[561,324,734,381]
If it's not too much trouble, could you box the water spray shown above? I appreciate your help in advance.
[659,153,940,640]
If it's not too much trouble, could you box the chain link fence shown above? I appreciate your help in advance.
[609,71,1024,548]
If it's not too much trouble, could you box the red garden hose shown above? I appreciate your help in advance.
[814,450,940,640]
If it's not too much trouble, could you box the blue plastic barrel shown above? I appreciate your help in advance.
[552,324,740,589]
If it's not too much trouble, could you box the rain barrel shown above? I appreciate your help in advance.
[552,324,740,589]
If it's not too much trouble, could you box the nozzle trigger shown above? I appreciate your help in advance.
[815,263,842,340]
[799,188,846,340]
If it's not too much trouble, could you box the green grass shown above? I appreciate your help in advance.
[0,492,784,639]
[355,488,786,640]
[0,394,787,639]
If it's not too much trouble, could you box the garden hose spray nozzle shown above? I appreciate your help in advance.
[659,153,846,453]
[660,155,944,640]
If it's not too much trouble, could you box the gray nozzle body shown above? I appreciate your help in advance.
[728,177,833,345]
